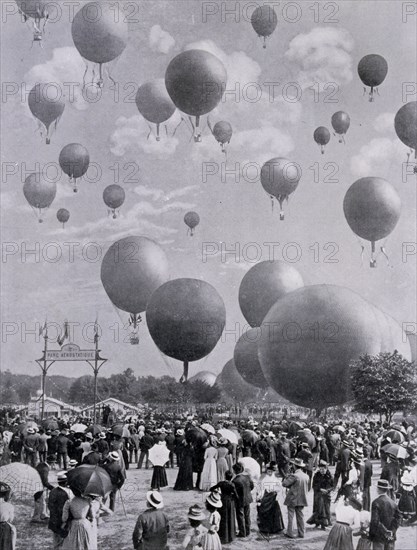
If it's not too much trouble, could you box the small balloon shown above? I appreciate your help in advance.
[184,211,200,236]
[251,5,278,48]
[103,184,126,218]
[59,144,90,192]
[313,126,331,154]
[357,54,388,101]
[57,208,70,228]
[331,111,350,143]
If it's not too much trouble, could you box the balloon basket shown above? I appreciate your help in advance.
[156,136,161,142]
[46,138,50,145]
[130,335,139,345]
[194,135,202,143]
[370,259,377,268]
[38,219,43,223]
[73,188,78,193]
[280,213,285,221]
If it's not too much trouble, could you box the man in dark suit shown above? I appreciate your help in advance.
[369,479,401,550]
[232,462,254,537]
[101,451,126,512]
[362,447,373,511]
[282,457,309,539]
[48,472,72,549]
[82,442,102,465]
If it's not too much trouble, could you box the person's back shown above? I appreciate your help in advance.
[135,508,169,549]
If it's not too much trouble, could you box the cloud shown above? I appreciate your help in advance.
[110,113,181,157]
[285,27,354,89]
[373,112,395,133]
[24,47,94,111]
[350,138,406,177]
[149,25,175,54]
[133,184,199,202]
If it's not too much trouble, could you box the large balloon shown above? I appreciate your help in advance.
[15,0,49,43]
[357,54,388,101]
[23,173,56,223]
[135,79,176,141]
[212,121,232,153]
[165,49,227,141]
[28,83,65,144]
[188,371,217,387]
[101,236,169,342]
[373,308,412,360]
[331,111,350,143]
[146,278,226,382]
[260,157,301,220]
[56,208,70,228]
[216,359,258,402]
[258,285,383,410]
[234,329,269,389]
[103,184,125,218]
[59,144,90,192]
[71,2,128,87]
[184,211,200,236]
[343,177,401,267]
[239,260,304,327]
[394,102,417,171]
[313,127,331,154]
[251,5,278,48]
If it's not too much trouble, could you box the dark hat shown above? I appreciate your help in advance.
[0,482,11,496]
[233,462,243,474]
[348,496,362,511]
[266,461,277,471]
[377,479,392,491]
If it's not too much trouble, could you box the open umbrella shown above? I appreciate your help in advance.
[239,457,261,480]
[42,419,59,431]
[71,423,87,433]
[383,430,405,444]
[85,424,103,436]
[288,421,304,437]
[66,465,112,497]
[148,444,170,467]
[241,429,259,445]
[0,464,43,499]
[201,423,215,435]
[111,424,130,438]
[333,425,346,433]
[311,424,325,435]
[381,443,409,460]
[185,427,208,446]
[297,430,316,449]
[18,421,38,434]
[217,428,239,445]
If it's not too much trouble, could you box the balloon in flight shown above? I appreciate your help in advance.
[251,5,278,48]
[260,157,301,219]
[212,121,232,153]
[135,79,176,141]
[313,126,331,154]
[184,211,200,236]
[59,144,90,192]
[394,101,417,171]
[28,83,65,144]
[343,177,401,267]
[56,208,70,228]
[23,173,56,223]
[15,0,50,43]
[103,185,126,218]
[331,111,350,143]
[357,54,388,101]
[146,278,226,383]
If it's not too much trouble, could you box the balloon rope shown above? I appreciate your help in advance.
[146,124,152,141]
[105,65,117,90]
[380,246,391,267]
[172,117,185,137]
[82,61,89,91]
[165,124,168,136]
[270,195,274,212]
[156,123,161,142]
[370,241,376,268]
[179,361,189,384]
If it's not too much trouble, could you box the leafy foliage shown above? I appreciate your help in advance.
[350,351,417,422]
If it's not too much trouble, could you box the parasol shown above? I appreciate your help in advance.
[383,429,405,444]
[66,465,113,497]
[42,419,59,431]
[85,424,103,436]
[185,427,208,446]
[71,423,88,433]
[381,443,409,459]
[297,430,316,449]
[201,423,216,435]
[242,429,259,445]
[288,421,304,436]
[148,444,170,467]
[239,457,261,480]
[217,428,239,445]
[111,424,130,438]
[0,464,43,499]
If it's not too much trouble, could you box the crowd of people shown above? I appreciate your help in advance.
[0,411,416,549]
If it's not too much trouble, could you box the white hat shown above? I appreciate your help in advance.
[109,451,120,461]
[57,471,68,481]
[146,490,163,509]
[176,429,184,436]
[99,432,107,439]
[27,427,35,434]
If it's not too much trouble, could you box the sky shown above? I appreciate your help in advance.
[1,0,416,387]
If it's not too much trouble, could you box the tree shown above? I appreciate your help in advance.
[188,381,221,403]
[350,351,417,423]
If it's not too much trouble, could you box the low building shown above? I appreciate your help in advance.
[80,397,140,418]
[25,391,81,418]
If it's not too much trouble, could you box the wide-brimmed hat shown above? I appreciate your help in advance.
[57,472,68,481]
[301,442,310,448]
[146,490,164,509]
[401,473,414,486]
[206,491,222,508]
[109,451,120,461]
[218,437,228,446]
[99,432,107,439]
[27,427,35,434]
[176,429,184,436]
[188,504,206,521]
[342,439,354,449]
[68,459,78,467]
[319,460,328,467]
[0,482,11,496]
[290,457,305,468]
[377,479,392,491]
[85,433,93,440]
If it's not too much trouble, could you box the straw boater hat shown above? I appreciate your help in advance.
[290,457,306,468]
[188,505,206,521]
[206,491,222,508]
[400,472,414,487]
[57,472,68,481]
[99,432,107,439]
[377,480,392,491]
[176,429,184,436]
[146,490,164,509]
[319,460,328,467]
[27,427,35,434]
[68,459,78,468]
[109,451,120,461]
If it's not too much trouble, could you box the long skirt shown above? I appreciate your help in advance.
[174,455,194,491]
[62,519,95,550]
[356,535,371,550]
[151,466,168,490]
[199,458,217,491]
[0,522,16,550]
[257,491,284,534]
[216,458,228,482]
[323,522,353,550]
[398,489,416,518]
[203,531,222,550]
[218,496,236,544]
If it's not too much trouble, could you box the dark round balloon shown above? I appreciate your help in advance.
[188,370,217,386]
[213,121,232,144]
[23,173,56,209]
[358,54,388,87]
[251,5,278,37]
[184,211,200,230]
[258,285,382,409]
[28,83,65,130]
[260,157,301,200]
[100,236,169,315]
[216,359,258,402]
[394,101,417,151]
[314,126,331,146]
[343,177,401,243]
[103,184,125,210]
[59,144,90,179]
[239,261,304,327]
[135,79,176,124]
[234,329,269,389]
[146,278,226,363]
[165,49,227,117]
[56,208,70,224]
[331,111,350,134]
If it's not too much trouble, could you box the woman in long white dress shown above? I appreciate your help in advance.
[199,443,218,491]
